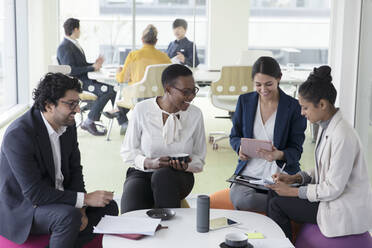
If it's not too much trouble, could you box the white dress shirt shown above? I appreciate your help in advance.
[41,112,84,208]
[121,98,206,173]
[241,100,282,179]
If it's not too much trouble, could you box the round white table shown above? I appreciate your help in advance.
[103,208,286,248]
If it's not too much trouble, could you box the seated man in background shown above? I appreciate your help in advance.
[57,18,128,136]
[166,19,200,67]
[0,73,118,247]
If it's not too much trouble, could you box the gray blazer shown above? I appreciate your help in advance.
[0,107,85,244]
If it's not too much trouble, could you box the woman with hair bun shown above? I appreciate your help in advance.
[267,65,372,239]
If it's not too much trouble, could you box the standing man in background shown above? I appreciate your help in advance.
[166,19,200,67]
[57,18,128,136]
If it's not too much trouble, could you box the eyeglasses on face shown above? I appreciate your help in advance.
[171,86,199,97]
[59,99,81,110]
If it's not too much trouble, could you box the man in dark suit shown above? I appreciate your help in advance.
[0,73,118,247]
[57,18,129,136]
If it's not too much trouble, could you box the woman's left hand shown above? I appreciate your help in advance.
[266,181,298,197]
[257,146,284,162]
[169,158,192,171]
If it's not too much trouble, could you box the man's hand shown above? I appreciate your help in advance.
[266,181,299,197]
[144,157,170,170]
[257,146,284,162]
[79,208,88,231]
[93,62,102,71]
[238,145,250,161]
[84,191,113,207]
[93,55,104,71]
[176,52,185,63]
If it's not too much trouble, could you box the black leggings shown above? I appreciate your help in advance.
[266,190,319,240]
[121,167,194,214]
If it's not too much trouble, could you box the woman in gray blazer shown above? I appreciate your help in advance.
[266,65,372,240]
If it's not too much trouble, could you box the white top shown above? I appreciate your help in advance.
[102,208,289,248]
[241,101,281,179]
[41,112,84,208]
[120,98,206,173]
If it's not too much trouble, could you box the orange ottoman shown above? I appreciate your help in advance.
[210,188,234,210]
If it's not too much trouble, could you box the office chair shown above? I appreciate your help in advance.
[209,66,253,150]
[105,63,170,141]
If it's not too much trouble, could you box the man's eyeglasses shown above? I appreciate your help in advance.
[59,100,81,110]
[171,86,199,97]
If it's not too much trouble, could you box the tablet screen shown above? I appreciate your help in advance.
[210,217,239,230]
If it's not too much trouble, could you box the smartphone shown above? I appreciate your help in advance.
[209,217,240,230]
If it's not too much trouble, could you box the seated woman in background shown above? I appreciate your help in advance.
[266,65,372,240]
[120,64,206,213]
[229,56,307,213]
[104,24,171,133]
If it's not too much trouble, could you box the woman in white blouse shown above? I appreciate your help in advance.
[120,64,206,213]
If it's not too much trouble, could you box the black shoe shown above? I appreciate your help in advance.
[81,122,107,136]
[103,111,121,119]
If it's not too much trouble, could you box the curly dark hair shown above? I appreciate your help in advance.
[33,73,82,112]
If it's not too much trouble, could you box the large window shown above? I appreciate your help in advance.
[0,0,17,114]
[249,0,330,69]
[59,0,207,67]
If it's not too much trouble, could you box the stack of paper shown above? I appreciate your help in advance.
[93,215,161,236]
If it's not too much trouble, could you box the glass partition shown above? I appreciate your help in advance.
[0,0,17,114]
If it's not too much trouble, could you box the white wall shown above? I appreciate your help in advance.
[28,0,59,101]
[328,0,361,125]
[208,0,250,69]
[355,0,372,149]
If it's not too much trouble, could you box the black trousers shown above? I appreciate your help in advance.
[30,200,118,248]
[84,80,129,125]
[266,190,319,240]
[121,167,194,214]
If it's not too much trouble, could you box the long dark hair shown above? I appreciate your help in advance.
[298,65,337,106]
[252,56,282,80]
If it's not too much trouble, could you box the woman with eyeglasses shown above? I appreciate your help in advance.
[266,65,372,240]
[229,56,307,213]
[120,64,206,213]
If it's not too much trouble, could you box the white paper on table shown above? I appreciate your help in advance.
[93,215,161,236]
[250,238,294,248]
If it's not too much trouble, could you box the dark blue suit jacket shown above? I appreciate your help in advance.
[57,38,95,86]
[230,89,306,175]
[0,107,85,244]
[166,37,200,67]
